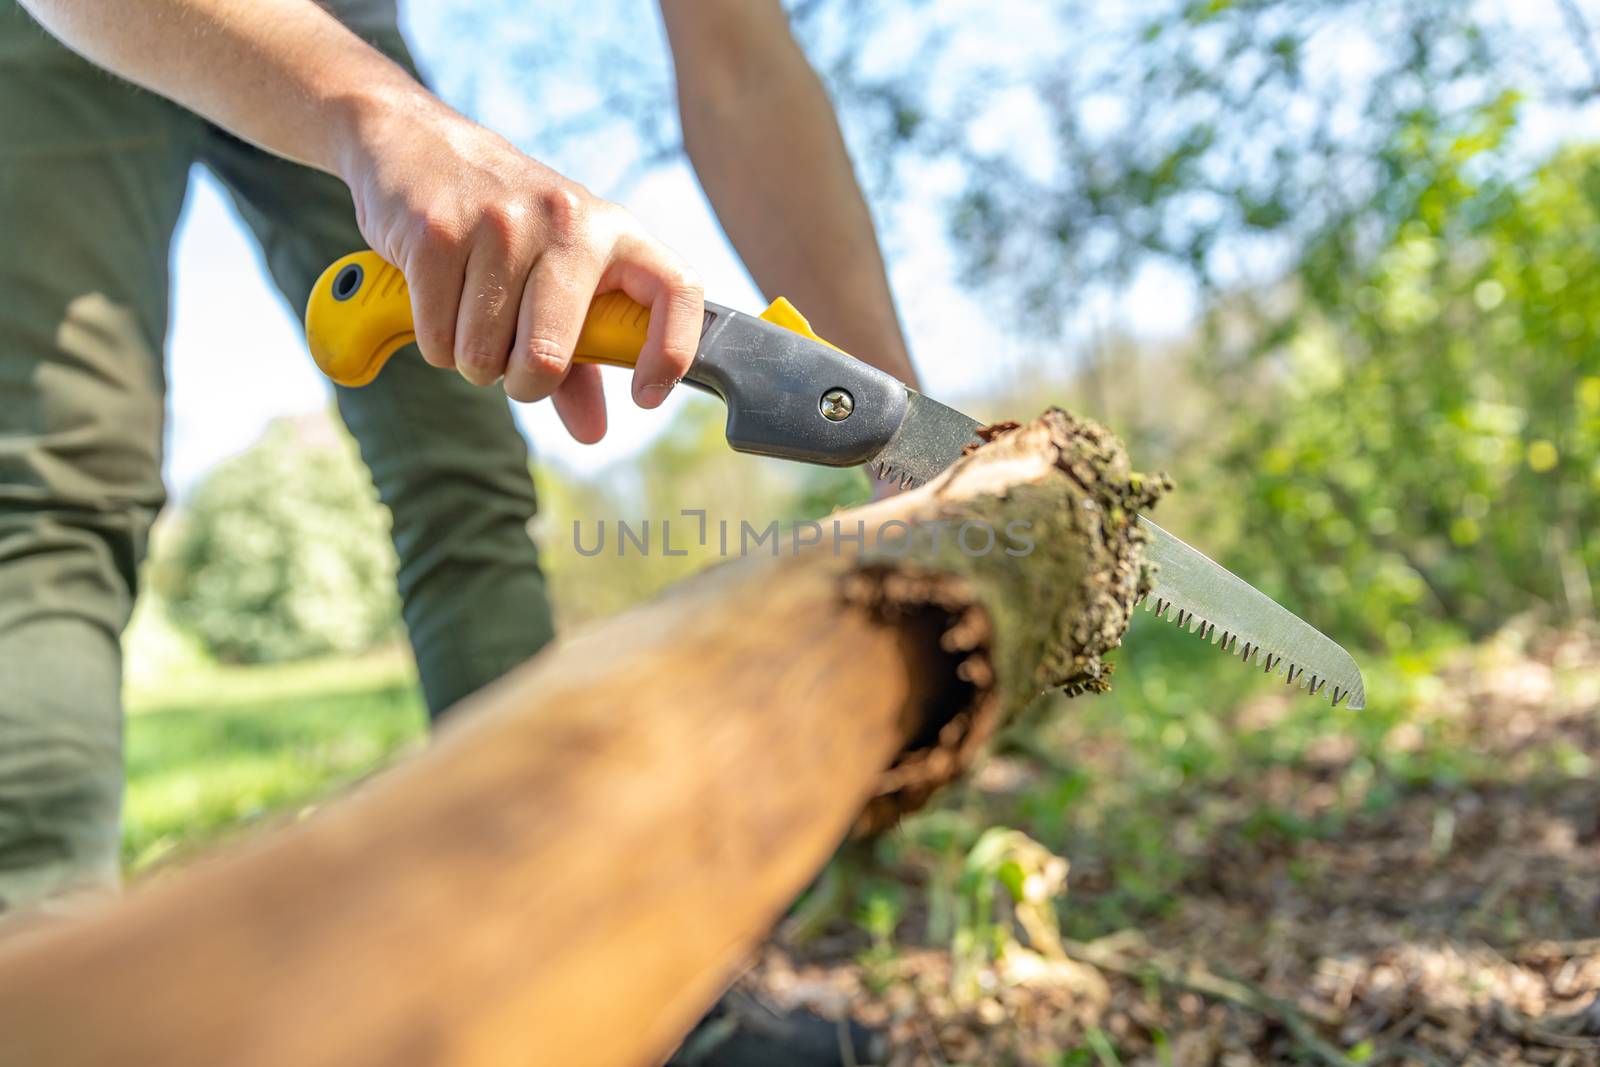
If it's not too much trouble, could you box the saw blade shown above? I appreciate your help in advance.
[1137,517,1366,709]
[864,393,1365,709]
[867,390,989,490]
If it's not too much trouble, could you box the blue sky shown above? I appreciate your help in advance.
[160,0,1599,494]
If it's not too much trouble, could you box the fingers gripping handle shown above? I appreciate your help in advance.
[305,250,911,469]
[305,250,651,387]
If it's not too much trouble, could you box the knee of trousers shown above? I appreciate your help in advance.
[0,540,131,912]
[366,453,545,622]
[392,497,555,669]
[332,354,539,581]
[0,705,123,914]
[0,514,148,638]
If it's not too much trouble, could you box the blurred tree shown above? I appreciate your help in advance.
[1204,132,1600,647]
[426,0,1596,322]
[803,0,1595,646]
[803,0,1598,647]
[161,416,401,663]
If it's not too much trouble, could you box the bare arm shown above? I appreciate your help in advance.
[659,0,919,389]
[18,0,705,443]
[18,0,409,177]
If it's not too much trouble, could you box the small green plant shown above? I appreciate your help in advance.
[951,827,1070,1003]
[853,880,906,992]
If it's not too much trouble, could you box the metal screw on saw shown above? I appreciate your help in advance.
[819,388,854,421]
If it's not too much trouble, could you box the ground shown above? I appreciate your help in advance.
[123,622,1600,1065]
[738,624,1600,1066]
[123,645,423,872]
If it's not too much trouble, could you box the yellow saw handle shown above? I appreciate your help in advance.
[305,251,916,469]
[305,250,652,387]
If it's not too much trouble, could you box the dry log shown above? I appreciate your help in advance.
[0,409,1162,1067]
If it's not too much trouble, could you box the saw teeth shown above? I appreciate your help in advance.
[871,461,919,490]
[1143,596,1355,709]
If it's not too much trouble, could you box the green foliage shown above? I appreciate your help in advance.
[852,878,908,989]
[161,417,402,663]
[476,0,1592,335]
[1205,133,1600,646]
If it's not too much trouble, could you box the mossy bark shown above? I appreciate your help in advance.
[848,408,1167,829]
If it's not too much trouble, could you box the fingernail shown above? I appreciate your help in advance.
[636,379,679,406]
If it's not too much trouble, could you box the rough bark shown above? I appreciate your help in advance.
[0,409,1162,1067]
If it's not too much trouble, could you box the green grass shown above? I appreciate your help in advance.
[123,648,426,872]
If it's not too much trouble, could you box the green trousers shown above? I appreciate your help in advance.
[0,7,556,915]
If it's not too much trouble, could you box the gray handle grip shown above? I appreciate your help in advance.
[683,305,907,467]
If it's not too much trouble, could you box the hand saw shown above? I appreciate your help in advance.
[306,251,1366,709]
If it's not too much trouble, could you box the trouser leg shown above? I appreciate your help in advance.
[197,31,555,720]
[0,4,195,915]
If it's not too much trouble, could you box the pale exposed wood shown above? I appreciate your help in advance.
[0,410,1149,1067]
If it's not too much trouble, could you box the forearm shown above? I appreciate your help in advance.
[663,4,918,387]
[20,0,706,439]
[17,0,438,179]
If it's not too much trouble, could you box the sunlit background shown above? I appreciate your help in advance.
[165,1,1600,496]
[119,1,1600,1059]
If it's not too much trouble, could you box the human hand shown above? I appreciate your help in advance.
[337,102,703,442]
